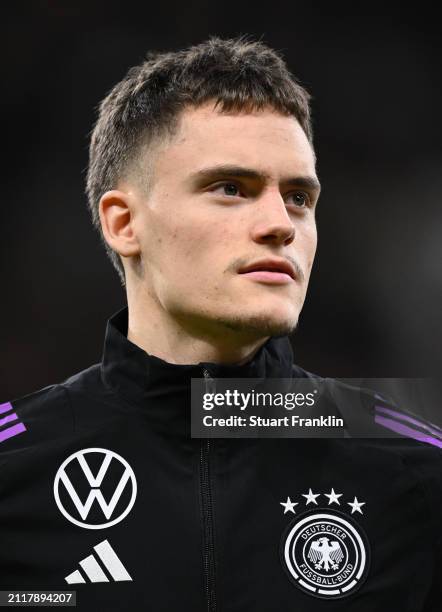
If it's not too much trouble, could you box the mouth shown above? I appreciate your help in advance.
[237,258,297,285]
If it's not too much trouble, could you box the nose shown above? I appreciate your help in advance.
[250,191,295,247]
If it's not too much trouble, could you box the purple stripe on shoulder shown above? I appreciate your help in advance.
[375,415,442,449]
[0,402,13,415]
[0,422,27,443]
[0,413,18,428]
[375,405,442,440]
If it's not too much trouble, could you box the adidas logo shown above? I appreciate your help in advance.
[0,402,26,443]
[65,539,132,584]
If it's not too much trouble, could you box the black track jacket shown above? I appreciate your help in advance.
[1,308,441,611]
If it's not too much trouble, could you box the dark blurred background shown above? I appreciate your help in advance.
[2,6,441,418]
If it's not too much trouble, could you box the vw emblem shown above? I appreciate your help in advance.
[54,448,137,529]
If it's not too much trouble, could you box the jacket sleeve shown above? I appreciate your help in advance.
[407,447,442,610]
[423,533,442,610]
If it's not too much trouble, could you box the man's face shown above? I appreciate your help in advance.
[130,102,320,341]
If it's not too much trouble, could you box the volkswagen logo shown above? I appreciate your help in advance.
[53,448,137,529]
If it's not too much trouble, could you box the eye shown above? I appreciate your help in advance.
[212,182,242,197]
[287,191,311,208]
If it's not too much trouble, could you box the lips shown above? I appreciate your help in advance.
[238,258,296,280]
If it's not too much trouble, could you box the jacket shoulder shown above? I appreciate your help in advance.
[0,363,105,455]
[329,377,442,451]
[292,365,442,453]
[0,383,73,454]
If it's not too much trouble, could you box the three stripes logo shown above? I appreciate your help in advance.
[374,403,442,449]
[65,539,132,584]
[0,402,26,443]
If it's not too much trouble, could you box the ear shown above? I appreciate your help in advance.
[99,189,141,257]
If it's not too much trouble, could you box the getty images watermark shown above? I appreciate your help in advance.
[200,386,341,428]
[190,378,441,439]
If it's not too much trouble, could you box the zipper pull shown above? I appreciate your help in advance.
[203,368,217,395]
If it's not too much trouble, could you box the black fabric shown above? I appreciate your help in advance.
[0,308,441,611]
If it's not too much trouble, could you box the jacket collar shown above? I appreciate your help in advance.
[101,308,295,403]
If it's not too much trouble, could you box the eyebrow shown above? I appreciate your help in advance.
[188,164,321,193]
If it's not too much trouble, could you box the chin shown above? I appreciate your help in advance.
[218,310,299,338]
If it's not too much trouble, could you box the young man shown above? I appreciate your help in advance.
[1,37,440,611]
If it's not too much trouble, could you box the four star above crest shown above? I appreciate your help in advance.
[280,489,366,515]
[280,497,299,514]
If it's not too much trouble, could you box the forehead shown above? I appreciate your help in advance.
[153,102,316,179]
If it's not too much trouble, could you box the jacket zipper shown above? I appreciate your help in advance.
[200,369,217,612]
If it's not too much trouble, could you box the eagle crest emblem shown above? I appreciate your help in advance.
[280,506,370,600]
[308,537,344,571]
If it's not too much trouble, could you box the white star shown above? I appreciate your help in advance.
[348,496,366,514]
[302,488,320,505]
[280,496,299,514]
[324,488,343,505]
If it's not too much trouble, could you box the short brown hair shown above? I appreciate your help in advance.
[86,36,313,283]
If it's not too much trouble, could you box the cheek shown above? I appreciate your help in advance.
[305,220,318,250]
[141,197,239,278]
[174,207,233,254]
[156,217,223,277]
[298,224,317,271]
[308,230,318,264]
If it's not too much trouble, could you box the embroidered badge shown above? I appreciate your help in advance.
[280,489,370,599]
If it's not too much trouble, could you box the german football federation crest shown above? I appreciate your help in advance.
[280,489,370,599]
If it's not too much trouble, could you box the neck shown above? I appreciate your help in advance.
[126,288,269,366]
